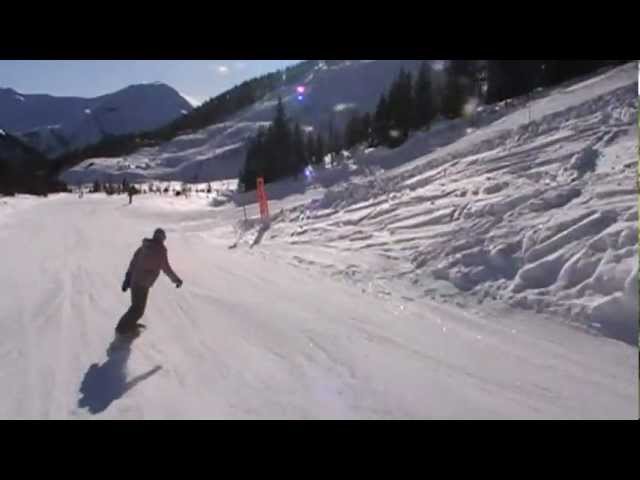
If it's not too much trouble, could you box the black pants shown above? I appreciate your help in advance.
[116,286,149,333]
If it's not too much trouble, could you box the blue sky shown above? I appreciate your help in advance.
[0,60,302,106]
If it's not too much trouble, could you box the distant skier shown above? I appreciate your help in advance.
[116,228,183,336]
[128,185,135,204]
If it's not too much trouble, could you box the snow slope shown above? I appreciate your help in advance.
[221,62,639,346]
[0,193,635,419]
[60,60,426,185]
[0,83,193,157]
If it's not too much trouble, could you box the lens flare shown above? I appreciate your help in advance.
[463,97,480,119]
[304,165,315,180]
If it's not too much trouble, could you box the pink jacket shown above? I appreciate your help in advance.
[127,238,181,288]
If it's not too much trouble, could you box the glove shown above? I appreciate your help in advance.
[176,279,183,289]
[122,273,131,292]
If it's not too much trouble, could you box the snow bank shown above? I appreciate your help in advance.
[251,63,638,344]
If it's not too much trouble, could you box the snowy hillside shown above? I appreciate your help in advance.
[60,60,426,185]
[227,61,638,345]
[0,83,193,157]
[237,60,427,129]
[0,190,635,419]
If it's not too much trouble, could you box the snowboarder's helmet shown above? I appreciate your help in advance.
[153,228,167,242]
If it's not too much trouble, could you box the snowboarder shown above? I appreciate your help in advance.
[116,228,183,336]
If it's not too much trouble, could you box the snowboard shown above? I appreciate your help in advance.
[109,324,147,353]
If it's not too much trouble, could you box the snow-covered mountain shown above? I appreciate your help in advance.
[0,83,193,158]
[60,60,426,184]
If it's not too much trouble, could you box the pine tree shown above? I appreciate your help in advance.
[373,94,390,145]
[345,113,361,149]
[254,128,269,180]
[442,65,467,119]
[384,68,414,138]
[398,69,414,136]
[486,61,544,104]
[449,60,483,100]
[361,112,372,144]
[314,133,325,167]
[386,72,402,130]
[327,114,337,155]
[332,123,343,157]
[414,61,435,129]
[272,96,292,177]
[381,69,411,147]
[240,95,301,188]
[305,133,316,165]
[292,122,306,174]
[240,130,261,190]
[536,61,621,89]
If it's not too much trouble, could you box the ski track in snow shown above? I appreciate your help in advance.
[0,191,636,419]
